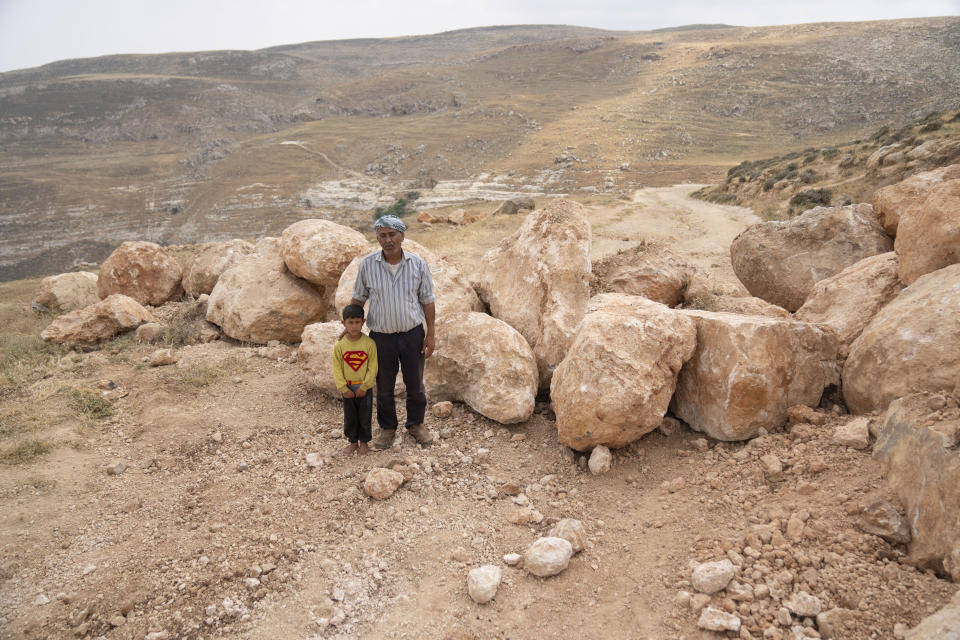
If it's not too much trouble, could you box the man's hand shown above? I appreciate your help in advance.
[355,388,367,397]
[342,389,356,398]
[422,332,435,358]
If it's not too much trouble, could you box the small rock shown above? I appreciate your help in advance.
[145,633,170,640]
[659,416,683,436]
[510,433,526,442]
[363,468,405,500]
[33,594,50,606]
[816,608,854,639]
[547,519,587,554]
[499,481,523,496]
[524,537,573,577]
[663,477,686,493]
[237,462,250,472]
[148,348,177,367]
[760,454,783,480]
[106,461,126,476]
[692,559,737,594]
[588,445,612,475]
[467,565,502,603]
[432,401,453,418]
[698,606,742,632]
[210,431,223,444]
[305,453,322,469]
[692,438,709,451]
[832,417,870,449]
[109,615,126,627]
[785,591,822,617]
[135,323,165,343]
[503,553,522,566]
[855,497,911,544]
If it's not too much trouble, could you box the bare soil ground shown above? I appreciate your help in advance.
[0,189,955,640]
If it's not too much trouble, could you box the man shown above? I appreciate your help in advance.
[350,215,436,448]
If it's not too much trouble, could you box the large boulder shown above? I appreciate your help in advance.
[40,294,154,345]
[592,245,693,306]
[843,264,960,414]
[182,240,254,296]
[297,321,349,396]
[476,198,592,389]
[551,294,696,451]
[874,393,960,580]
[794,253,903,360]
[206,254,326,343]
[685,294,791,319]
[280,219,371,290]
[895,178,960,285]
[671,311,838,441]
[871,165,960,236]
[905,590,960,639]
[33,272,99,312]
[424,312,538,424]
[334,240,482,319]
[98,241,184,305]
[730,204,893,311]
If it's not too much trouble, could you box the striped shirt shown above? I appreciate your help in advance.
[352,249,435,333]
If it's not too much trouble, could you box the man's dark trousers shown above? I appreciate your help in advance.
[370,325,426,430]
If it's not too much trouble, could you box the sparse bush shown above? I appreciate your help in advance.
[704,192,737,204]
[786,162,798,171]
[919,121,942,133]
[789,188,832,212]
[869,126,890,143]
[799,170,817,184]
[950,111,960,123]
[68,388,113,419]
[822,148,840,160]
[762,179,776,192]
[802,153,818,165]
[1,439,52,464]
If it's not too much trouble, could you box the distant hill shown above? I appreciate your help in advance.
[2,18,960,279]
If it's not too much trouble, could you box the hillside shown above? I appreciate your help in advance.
[2,18,960,279]
[694,107,960,218]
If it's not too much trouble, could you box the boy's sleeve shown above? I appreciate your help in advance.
[331,340,348,393]
[361,339,378,391]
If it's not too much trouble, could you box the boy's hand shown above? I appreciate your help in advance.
[342,389,356,398]
[355,388,367,397]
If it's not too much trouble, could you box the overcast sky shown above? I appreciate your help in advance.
[0,0,957,73]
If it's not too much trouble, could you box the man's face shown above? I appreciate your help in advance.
[376,228,403,254]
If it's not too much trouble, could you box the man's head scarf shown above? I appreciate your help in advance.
[374,215,407,233]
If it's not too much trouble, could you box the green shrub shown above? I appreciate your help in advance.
[869,126,890,142]
[950,111,960,123]
[1,439,52,464]
[822,148,840,160]
[919,121,942,133]
[789,189,832,212]
[69,388,113,419]
[799,170,817,184]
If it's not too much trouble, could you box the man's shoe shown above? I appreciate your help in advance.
[372,429,396,450]
[407,424,434,445]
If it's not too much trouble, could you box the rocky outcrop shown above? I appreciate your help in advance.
[895,178,960,285]
[32,271,99,312]
[730,204,893,311]
[551,294,696,451]
[40,294,154,345]
[206,254,326,343]
[874,393,960,580]
[686,295,791,319]
[477,198,592,389]
[671,311,838,441]
[843,264,960,414]
[593,245,693,306]
[97,241,184,305]
[794,253,903,359]
[280,219,371,289]
[182,240,254,296]
[492,197,535,215]
[297,321,349,396]
[871,165,960,236]
[334,240,482,318]
[424,312,538,424]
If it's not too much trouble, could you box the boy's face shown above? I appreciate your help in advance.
[343,316,364,338]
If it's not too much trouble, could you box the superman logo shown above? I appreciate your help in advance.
[343,351,368,372]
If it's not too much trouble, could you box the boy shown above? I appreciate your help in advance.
[332,304,378,455]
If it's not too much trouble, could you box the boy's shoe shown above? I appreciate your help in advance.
[372,429,396,450]
[407,424,434,445]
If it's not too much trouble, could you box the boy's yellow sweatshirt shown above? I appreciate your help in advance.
[331,334,378,393]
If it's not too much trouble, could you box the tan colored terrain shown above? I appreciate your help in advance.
[0,190,954,639]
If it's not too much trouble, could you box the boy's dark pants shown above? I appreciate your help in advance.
[370,326,427,431]
[343,386,372,443]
